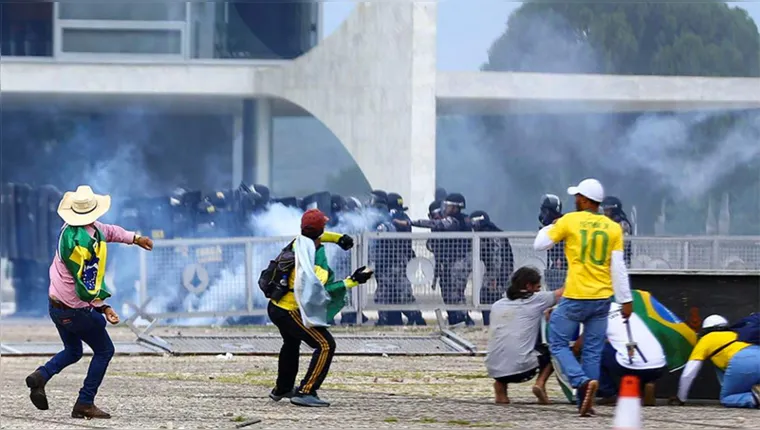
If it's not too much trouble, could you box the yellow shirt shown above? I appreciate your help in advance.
[547,211,624,300]
[688,331,751,371]
[273,264,329,311]
[270,232,355,311]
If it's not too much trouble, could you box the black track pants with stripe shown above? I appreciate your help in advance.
[268,301,336,395]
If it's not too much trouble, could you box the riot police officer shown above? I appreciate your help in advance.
[601,196,633,266]
[539,194,567,291]
[471,210,514,326]
[365,191,402,325]
[399,193,473,326]
[328,194,347,228]
[386,193,426,326]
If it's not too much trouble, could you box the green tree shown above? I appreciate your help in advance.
[484,1,760,77]
[472,0,760,234]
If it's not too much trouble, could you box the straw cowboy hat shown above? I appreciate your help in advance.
[57,185,111,226]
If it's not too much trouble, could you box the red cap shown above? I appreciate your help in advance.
[301,209,329,233]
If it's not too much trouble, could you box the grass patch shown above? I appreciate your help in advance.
[419,417,438,423]
[231,416,246,422]
[384,417,399,423]
[447,420,472,426]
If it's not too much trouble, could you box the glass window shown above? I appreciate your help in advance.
[62,29,182,54]
[59,3,186,21]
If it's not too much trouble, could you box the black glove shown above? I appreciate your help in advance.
[350,266,374,284]
[337,234,354,250]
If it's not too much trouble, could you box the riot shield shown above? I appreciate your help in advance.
[300,191,331,213]
[272,197,299,208]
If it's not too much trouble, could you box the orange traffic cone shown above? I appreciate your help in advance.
[613,375,642,430]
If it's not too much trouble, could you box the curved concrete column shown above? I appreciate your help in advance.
[254,1,437,220]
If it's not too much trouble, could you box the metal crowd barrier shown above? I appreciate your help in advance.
[132,233,760,326]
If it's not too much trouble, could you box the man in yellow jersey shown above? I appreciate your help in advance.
[676,315,760,408]
[267,209,374,408]
[533,178,633,417]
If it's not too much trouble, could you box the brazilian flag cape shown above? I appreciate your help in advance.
[58,224,111,302]
[632,289,697,371]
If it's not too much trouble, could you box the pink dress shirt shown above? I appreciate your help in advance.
[49,221,136,309]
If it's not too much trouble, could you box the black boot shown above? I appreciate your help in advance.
[25,370,49,410]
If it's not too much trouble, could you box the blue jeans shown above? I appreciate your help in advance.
[598,343,666,398]
[39,304,115,405]
[720,345,760,408]
[549,297,610,404]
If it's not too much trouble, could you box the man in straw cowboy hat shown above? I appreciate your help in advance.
[24,185,153,419]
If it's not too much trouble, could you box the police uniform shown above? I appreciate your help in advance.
[471,211,514,326]
[386,193,425,326]
[411,194,472,326]
[539,194,567,291]
[602,197,633,266]
[368,198,402,326]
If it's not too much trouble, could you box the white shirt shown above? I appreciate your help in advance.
[606,302,667,370]
[485,292,557,378]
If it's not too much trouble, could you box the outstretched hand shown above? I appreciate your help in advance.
[135,236,154,251]
[104,307,120,325]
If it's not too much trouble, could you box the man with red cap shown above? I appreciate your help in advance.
[267,209,374,407]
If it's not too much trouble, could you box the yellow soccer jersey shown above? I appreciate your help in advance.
[547,211,624,300]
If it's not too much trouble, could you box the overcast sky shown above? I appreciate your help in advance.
[323,0,760,71]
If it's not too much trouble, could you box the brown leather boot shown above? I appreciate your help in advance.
[643,382,657,407]
[25,370,49,410]
[71,402,111,419]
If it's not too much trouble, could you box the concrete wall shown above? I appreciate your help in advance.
[253,1,438,220]
[438,72,760,114]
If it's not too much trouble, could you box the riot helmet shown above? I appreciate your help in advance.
[368,190,389,212]
[331,194,347,213]
[539,194,563,226]
[345,196,363,212]
[435,187,448,202]
[368,190,388,209]
[442,193,466,216]
[470,210,491,231]
[428,200,442,219]
[601,196,624,221]
[386,192,407,211]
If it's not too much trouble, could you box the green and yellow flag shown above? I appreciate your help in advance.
[59,225,111,302]
[632,289,697,371]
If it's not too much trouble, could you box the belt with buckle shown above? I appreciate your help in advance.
[49,297,74,311]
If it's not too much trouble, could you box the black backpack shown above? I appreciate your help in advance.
[258,240,296,301]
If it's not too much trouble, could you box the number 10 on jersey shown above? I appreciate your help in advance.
[580,229,609,265]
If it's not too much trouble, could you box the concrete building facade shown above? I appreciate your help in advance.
[2,1,760,219]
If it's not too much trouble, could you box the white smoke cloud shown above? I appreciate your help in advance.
[170,203,388,325]
[439,9,760,234]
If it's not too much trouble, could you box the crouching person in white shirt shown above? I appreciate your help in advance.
[574,302,667,406]
[485,267,564,404]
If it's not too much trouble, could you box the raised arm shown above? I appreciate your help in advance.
[94,221,135,244]
[533,216,567,251]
